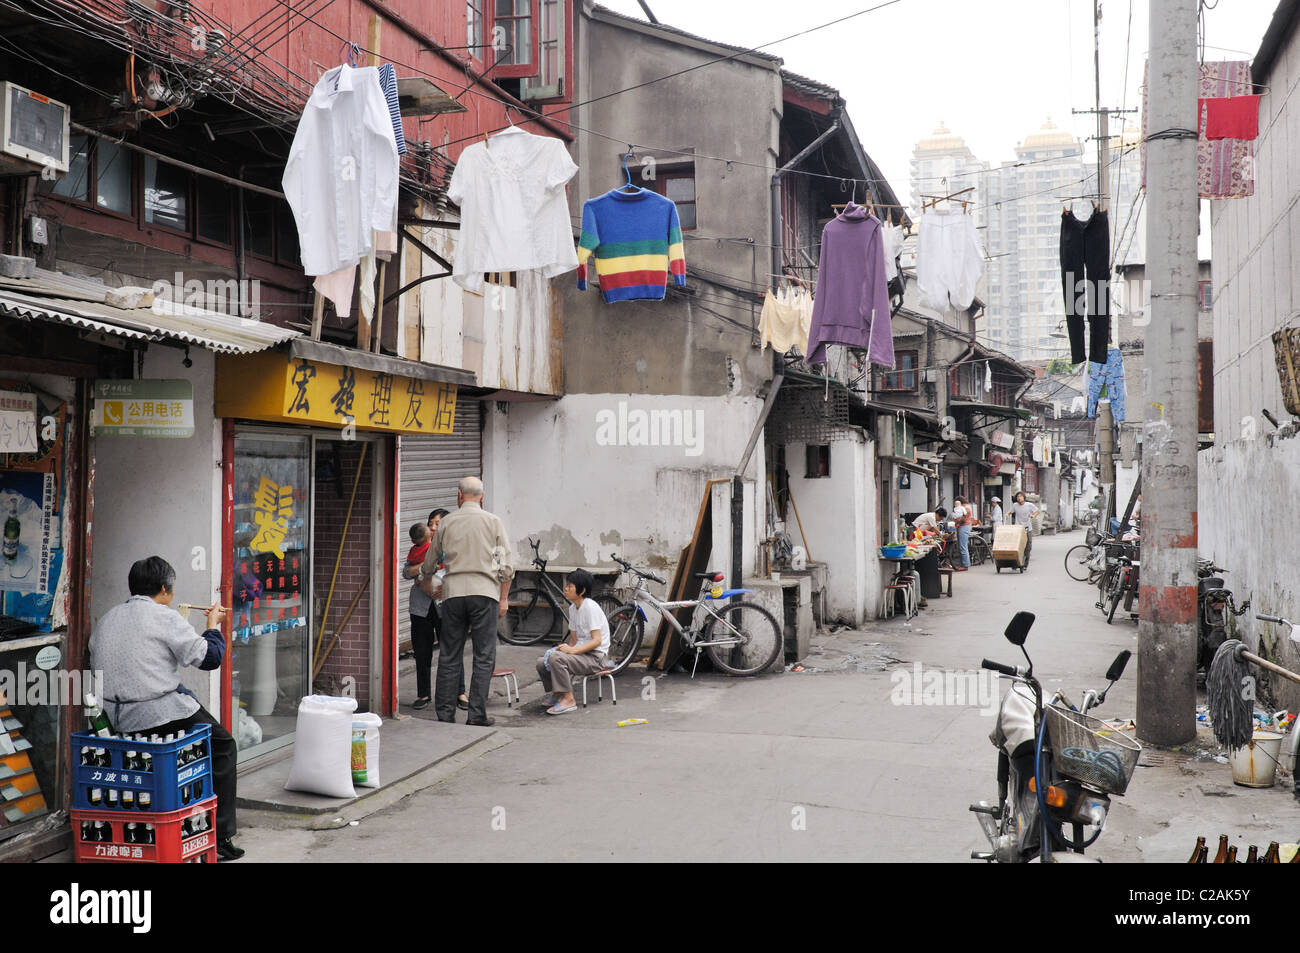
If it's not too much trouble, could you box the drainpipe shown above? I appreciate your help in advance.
[727,112,841,590]
[770,108,842,279]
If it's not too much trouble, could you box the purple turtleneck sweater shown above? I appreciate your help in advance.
[806,202,895,368]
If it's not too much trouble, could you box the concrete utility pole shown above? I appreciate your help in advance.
[1137,0,1200,745]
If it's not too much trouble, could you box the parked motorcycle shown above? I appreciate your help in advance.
[1196,559,1249,676]
[971,612,1140,862]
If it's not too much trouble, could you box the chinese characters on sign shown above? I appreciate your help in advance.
[215,354,457,435]
[250,476,294,559]
[92,380,195,438]
[0,391,38,453]
[232,435,310,649]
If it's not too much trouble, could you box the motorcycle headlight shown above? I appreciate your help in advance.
[1073,794,1109,827]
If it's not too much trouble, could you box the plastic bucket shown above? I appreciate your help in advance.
[1230,731,1284,788]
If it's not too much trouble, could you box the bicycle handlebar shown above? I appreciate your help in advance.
[610,553,666,585]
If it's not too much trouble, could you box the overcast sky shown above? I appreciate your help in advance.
[599,0,1279,210]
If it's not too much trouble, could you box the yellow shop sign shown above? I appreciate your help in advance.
[216,352,457,435]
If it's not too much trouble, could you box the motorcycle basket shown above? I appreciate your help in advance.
[1045,705,1142,795]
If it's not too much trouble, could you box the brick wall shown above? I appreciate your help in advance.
[313,441,373,711]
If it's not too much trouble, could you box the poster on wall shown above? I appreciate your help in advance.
[0,385,67,629]
[0,471,54,595]
[232,447,309,645]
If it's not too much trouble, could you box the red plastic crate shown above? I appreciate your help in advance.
[72,797,217,864]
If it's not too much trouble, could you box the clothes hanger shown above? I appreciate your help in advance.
[619,145,639,193]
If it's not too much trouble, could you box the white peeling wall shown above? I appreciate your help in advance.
[1199,437,1300,711]
[486,394,765,578]
[785,433,879,625]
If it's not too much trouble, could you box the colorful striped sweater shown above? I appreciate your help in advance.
[577,188,686,302]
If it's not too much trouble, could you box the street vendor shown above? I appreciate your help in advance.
[88,556,243,861]
[912,507,948,536]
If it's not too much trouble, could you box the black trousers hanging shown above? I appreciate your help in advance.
[1060,210,1111,364]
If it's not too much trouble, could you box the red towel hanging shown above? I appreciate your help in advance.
[1198,95,1262,141]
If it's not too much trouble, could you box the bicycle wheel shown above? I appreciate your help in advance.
[1097,563,1118,598]
[605,605,645,675]
[501,585,558,645]
[593,589,621,621]
[1107,580,1123,624]
[1064,544,1092,582]
[968,535,990,567]
[702,601,784,676]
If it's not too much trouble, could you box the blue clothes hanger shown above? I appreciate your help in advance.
[620,145,639,193]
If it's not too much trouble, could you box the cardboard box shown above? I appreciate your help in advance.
[993,525,1028,563]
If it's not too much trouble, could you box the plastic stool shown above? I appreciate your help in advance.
[579,670,616,708]
[492,669,520,707]
[879,584,913,619]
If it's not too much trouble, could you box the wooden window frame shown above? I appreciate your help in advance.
[41,135,136,223]
[488,0,540,79]
[804,444,830,479]
[521,0,565,101]
[194,176,236,251]
[880,350,918,392]
[650,166,696,231]
[466,0,487,66]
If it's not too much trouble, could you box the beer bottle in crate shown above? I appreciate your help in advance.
[83,693,113,737]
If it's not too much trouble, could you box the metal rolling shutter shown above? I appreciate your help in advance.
[396,397,481,649]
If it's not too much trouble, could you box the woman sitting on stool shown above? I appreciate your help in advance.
[537,569,610,715]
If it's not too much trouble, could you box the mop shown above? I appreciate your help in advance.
[1207,639,1300,750]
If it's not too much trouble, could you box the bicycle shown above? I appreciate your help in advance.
[939,526,990,568]
[500,538,620,646]
[606,554,784,677]
[1097,542,1139,624]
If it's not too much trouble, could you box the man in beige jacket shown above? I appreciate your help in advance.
[422,476,514,726]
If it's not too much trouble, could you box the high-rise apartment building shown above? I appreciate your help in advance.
[914,119,1146,362]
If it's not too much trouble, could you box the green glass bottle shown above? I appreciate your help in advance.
[3,500,19,561]
[83,692,113,738]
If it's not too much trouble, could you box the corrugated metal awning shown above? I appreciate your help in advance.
[0,269,299,354]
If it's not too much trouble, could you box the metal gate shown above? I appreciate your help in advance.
[396,397,481,649]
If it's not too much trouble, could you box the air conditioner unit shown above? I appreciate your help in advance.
[1,81,70,175]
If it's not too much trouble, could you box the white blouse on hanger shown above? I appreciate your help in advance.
[447,127,579,292]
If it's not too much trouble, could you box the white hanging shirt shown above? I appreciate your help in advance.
[881,222,905,281]
[916,210,983,312]
[282,64,399,279]
[447,127,579,293]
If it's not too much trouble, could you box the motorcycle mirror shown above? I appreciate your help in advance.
[1105,649,1132,683]
[1003,611,1036,646]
